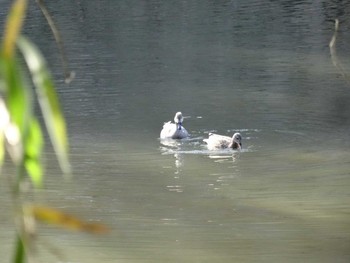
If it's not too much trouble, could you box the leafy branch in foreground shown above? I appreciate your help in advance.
[0,1,109,262]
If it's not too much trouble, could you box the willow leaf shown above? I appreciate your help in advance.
[0,98,9,166]
[30,205,110,234]
[0,133,4,167]
[25,158,43,187]
[13,234,25,263]
[24,118,43,187]
[17,36,70,175]
[25,118,43,159]
[2,0,27,59]
[0,56,31,135]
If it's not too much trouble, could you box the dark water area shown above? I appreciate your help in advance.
[0,1,350,262]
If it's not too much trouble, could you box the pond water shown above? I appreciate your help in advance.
[1,1,350,262]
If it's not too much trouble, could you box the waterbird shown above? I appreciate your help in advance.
[203,132,242,150]
[160,112,189,139]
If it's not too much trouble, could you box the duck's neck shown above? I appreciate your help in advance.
[176,122,182,130]
[229,141,241,149]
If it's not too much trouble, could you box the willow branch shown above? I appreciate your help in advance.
[36,0,75,84]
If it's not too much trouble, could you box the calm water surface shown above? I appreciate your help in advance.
[1,1,350,262]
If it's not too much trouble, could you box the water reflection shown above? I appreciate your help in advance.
[207,152,239,163]
[160,138,189,177]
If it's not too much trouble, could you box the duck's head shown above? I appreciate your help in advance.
[229,132,242,149]
[174,112,184,130]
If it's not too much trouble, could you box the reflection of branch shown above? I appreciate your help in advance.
[329,19,350,85]
[36,0,75,84]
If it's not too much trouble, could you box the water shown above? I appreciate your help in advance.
[1,1,350,262]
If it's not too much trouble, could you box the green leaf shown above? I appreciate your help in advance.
[25,157,43,187]
[0,133,4,167]
[17,36,71,175]
[25,118,43,159]
[0,98,8,166]
[0,55,31,135]
[24,118,43,187]
[13,234,25,263]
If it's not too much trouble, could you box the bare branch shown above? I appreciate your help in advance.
[36,0,75,84]
[329,19,350,85]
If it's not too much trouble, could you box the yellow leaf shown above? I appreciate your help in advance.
[29,205,110,234]
[2,0,28,58]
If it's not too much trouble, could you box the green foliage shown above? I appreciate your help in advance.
[1,34,71,186]
[13,235,25,263]
[0,133,4,166]
[1,57,31,137]
[17,36,71,175]
[1,0,71,261]
[1,1,108,262]
[24,118,43,187]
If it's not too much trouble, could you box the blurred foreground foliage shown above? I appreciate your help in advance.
[0,1,108,262]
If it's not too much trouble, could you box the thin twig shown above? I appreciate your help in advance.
[36,0,75,84]
[329,19,350,85]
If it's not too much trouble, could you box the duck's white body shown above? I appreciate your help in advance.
[204,132,242,150]
[160,112,189,139]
